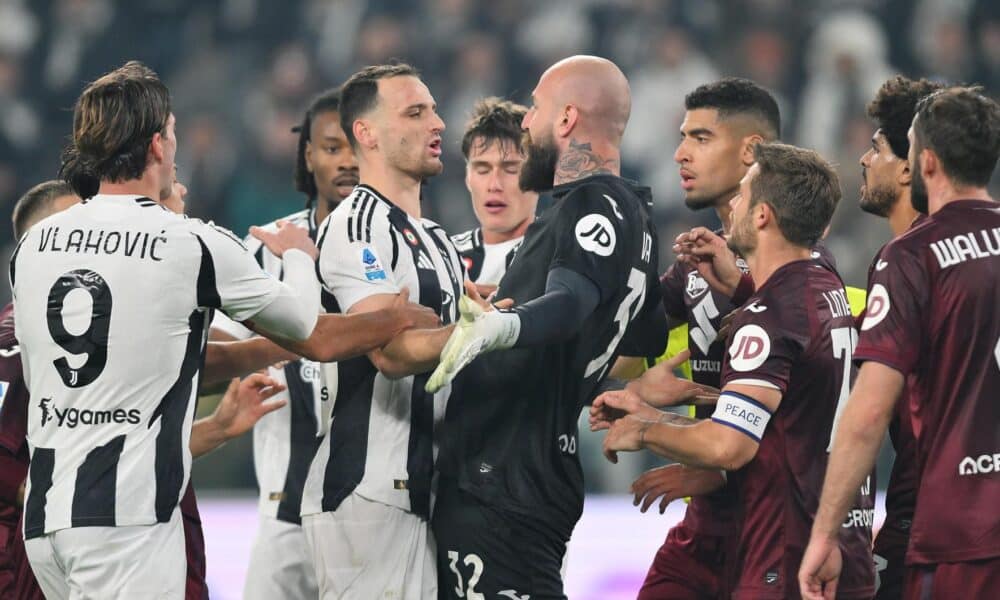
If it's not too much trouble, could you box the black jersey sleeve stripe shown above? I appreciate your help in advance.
[276,360,323,524]
[390,228,400,271]
[152,310,208,522]
[193,234,222,309]
[23,447,55,539]
[364,196,377,243]
[346,194,361,243]
[71,434,126,527]
[357,193,374,243]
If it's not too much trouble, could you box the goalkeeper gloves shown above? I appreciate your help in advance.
[425,295,520,393]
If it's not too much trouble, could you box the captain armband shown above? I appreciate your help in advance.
[710,391,772,442]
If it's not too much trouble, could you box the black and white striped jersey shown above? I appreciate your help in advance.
[450,227,522,286]
[10,194,287,539]
[211,207,324,525]
[300,184,462,521]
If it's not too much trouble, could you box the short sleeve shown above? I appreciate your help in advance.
[550,185,628,303]
[210,311,253,340]
[854,240,928,374]
[659,261,687,320]
[317,206,399,313]
[721,304,806,393]
[191,221,283,322]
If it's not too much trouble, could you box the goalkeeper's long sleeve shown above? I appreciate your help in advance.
[509,266,600,347]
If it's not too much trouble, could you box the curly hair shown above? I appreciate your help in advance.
[292,88,342,204]
[460,97,528,159]
[866,76,943,159]
[685,78,780,140]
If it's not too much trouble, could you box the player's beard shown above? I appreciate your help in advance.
[910,163,929,214]
[727,212,757,258]
[519,130,559,192]
[859,179,897,217]
[684,192,719,211]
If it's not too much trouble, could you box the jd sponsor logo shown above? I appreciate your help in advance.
[958,453,1000,476]
[39,397,140,428]
[574,214,616,256]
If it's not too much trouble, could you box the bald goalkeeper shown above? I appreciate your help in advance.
[430,55,667,600]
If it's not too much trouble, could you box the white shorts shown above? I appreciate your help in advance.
[302,492,437,600]
[244,516,318,600]
[24,508,185,600]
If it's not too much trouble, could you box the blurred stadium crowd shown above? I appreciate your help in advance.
[0,0,997,492]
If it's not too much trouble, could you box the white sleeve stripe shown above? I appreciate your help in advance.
[726,378,781,390]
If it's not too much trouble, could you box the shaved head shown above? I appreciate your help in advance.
[536,55,631,142]
[521,55,630,190]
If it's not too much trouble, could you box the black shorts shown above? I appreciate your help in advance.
[432,480,568,600]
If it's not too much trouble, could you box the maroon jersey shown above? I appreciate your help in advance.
[659,239,839,537]
[862,231,922,573]
[721,260,874,599]
[660,246,744,536]
[0,304,43,599]
[855,199,1000,565]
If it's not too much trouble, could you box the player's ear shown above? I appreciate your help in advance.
[755,202,772,230]
[741,135,763,166]
[896,155,911,187]
[149,131,164,164]
[354,118,376,150]
[920,148,939,180]
[556,104,578,138]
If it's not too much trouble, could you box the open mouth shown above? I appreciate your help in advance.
[483,199,508,214]
[429,138,442,158]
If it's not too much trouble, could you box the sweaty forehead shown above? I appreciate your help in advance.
[377,76,433,111]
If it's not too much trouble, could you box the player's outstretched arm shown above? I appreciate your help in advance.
[247,288,442,364]
[202,338,297,386]
[630,464,726,514]
[625,350,720,407]
[190,374,287,458]
[425,268,599,393]
[601,383,777,471]
[799,361,902,600]
[330,291,454,380]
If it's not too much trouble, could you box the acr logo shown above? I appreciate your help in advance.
[575,214,616,257]
[861,284,890,331]
[745,302,767,313]
[728,324,771,372]
[686,271,708,299]
[958,453,1000,476]
[38,397,140,428]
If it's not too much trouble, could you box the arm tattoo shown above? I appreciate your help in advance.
[656,411,698,426]
[554,138,620,184]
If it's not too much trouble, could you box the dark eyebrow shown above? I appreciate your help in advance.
[681,127,715,137]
